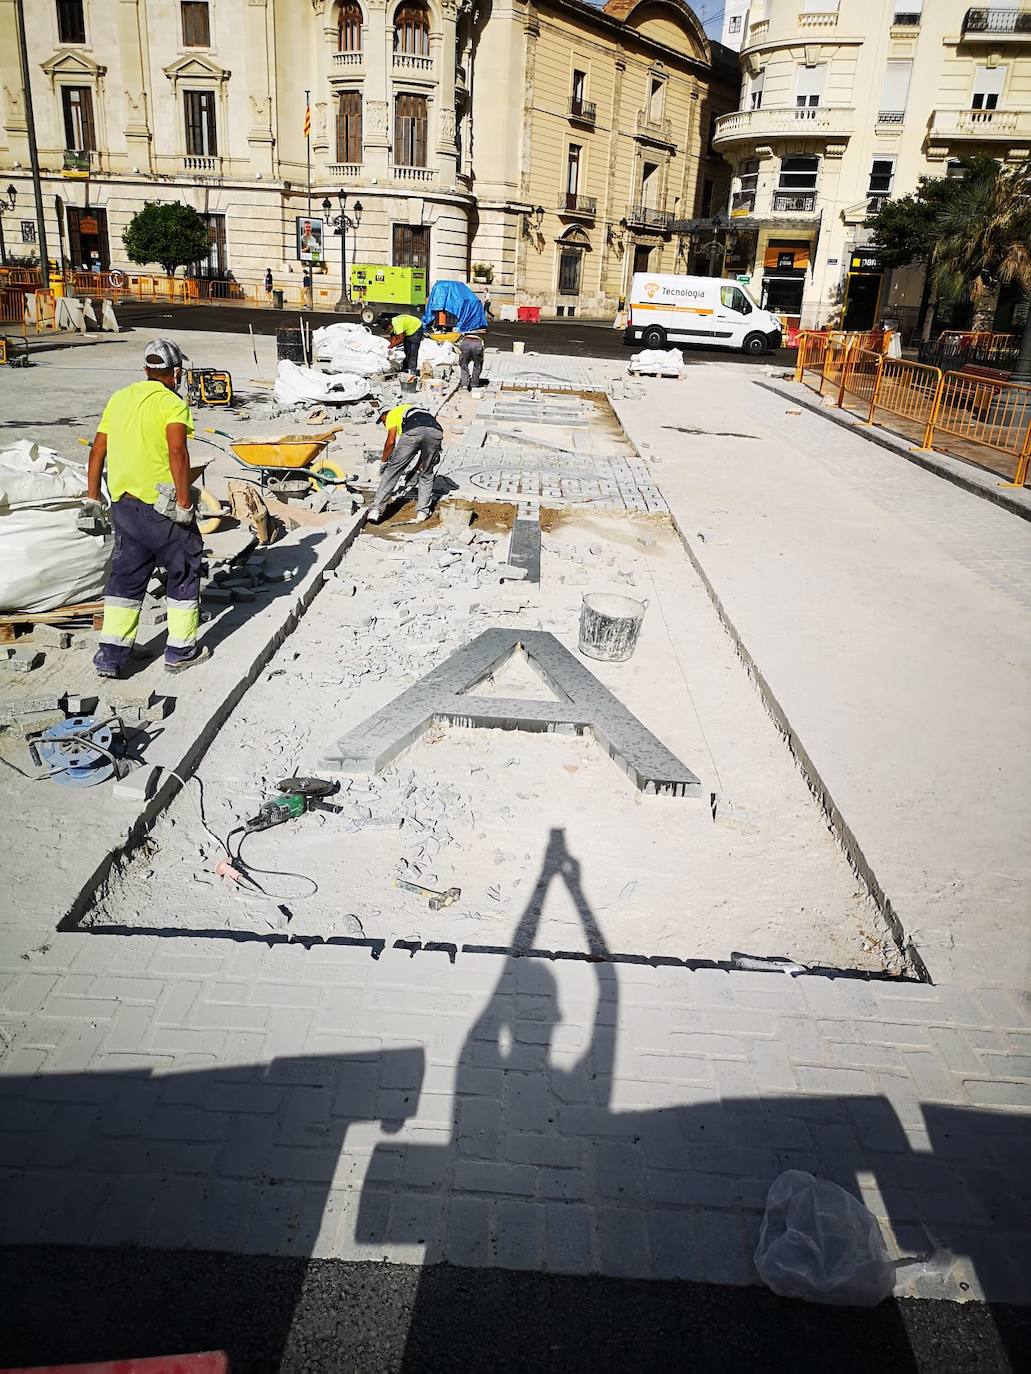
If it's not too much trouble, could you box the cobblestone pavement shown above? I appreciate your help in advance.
[0,355,1029,1351]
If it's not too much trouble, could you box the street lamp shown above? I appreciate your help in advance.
[3,185,15,210]
[323,191,363,313]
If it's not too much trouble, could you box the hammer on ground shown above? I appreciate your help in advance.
[395,879,461,911]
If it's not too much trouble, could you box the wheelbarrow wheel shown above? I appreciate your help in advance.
[308,456,355,487]
[196,486,224,535]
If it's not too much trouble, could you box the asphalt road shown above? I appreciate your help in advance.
[2,1247,1028,1374]
[115,300,791,367]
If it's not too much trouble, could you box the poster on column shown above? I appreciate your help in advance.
[296,215,324,263]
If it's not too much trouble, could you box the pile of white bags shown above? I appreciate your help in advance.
[417,338,459,371]
[312,323,393,378]
[629,347,685,374]
[273,359,374,406]
[0,441,111,613]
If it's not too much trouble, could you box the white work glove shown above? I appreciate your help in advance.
[76,497,110,535]
[155,482,195,525]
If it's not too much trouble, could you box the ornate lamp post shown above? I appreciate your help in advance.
[322,191,363,313]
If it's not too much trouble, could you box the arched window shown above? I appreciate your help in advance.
[338,2,362,52]
[394,3,430,56]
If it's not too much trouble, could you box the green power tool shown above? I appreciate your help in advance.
[244,776,341,833]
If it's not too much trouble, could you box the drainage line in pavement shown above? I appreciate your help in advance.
[75,924,926,983]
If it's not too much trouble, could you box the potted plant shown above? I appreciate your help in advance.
[471,262,494,285]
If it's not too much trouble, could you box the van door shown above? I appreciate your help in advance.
[714,282,755,347]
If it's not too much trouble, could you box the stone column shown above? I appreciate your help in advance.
[363,0,390,180]
[118,0,153,172]
[434,0,459,186]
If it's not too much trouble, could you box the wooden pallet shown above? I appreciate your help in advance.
[0,600,103,643]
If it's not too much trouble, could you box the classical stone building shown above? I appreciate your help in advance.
[0,0,735,317]
[713,0,1031,335]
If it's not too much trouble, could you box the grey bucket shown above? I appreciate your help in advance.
[578,593,647,663]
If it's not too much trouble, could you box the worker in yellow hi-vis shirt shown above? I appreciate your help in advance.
[86,338,210,679]
[386,311,424,372]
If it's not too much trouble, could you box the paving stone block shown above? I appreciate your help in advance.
[964,1078,1031,1109]
[454,1160,537,1195]
[388,1193,445,1260]
[539,1166,587,1201]
[545,1201,594,1274]
[599,1207,650,1278]
[496,1199,545,1270]
[446,1194,493,1266]
[505,1131,580,1168]
[593,1140,643,1200]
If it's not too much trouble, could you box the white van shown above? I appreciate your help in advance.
[625,273,783,356]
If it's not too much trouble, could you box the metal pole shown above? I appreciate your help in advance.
[305,89,311,216]
[14,0,49,285]
[336,200,348,314]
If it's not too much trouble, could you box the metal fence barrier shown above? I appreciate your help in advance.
[793,331,1030,486]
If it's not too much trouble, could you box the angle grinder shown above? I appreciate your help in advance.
[244,775,342,833]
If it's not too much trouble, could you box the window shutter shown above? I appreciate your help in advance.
[880,62,911,114]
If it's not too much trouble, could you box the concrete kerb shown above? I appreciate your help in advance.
[757,377,1031,524]
[606,391,931,986]
[56,508,366,933]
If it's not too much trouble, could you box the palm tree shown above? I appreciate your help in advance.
[931,158,1031,381]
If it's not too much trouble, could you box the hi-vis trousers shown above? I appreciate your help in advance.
[93,494,203,673]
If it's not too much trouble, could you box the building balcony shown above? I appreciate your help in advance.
[568,97,597,127]
[635,111,676,146]
[891,10,922,28]
[961,7,1031,38]
[332,50,364,68]
[393,52,434,74]
[183,154,219,174]
[392,164,437,182]
[561,192,597,217]
[747,18,769,42]
[929,107,1031,141]
[866,193,890,214]
[625,204,672,230]
[327,163,362,179]
[877,110,906,126]
[771,191,817,213]
[713,105,855,148]
[730,189,755,214]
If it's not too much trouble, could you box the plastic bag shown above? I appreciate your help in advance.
[754,1171,894,1307]
[272,360,373,406]
[0,440,111,612]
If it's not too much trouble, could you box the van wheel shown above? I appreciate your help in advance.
[642,325,667,350]
[743,332,769,356]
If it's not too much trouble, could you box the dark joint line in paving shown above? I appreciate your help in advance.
[319,628,700,796]
[76,924,926,983]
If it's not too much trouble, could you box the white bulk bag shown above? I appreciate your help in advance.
[0,441,111,613]
[312,323,393,378]
[273,359,373,406]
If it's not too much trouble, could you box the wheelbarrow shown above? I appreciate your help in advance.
[200,427,356,494]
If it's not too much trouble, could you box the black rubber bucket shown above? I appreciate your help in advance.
[578,593,647,662]
[276,326,306,364]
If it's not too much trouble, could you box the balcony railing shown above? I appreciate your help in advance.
[877,110,905,124]
[62,148,93,173]
[327,163,362,178]
[798,11,839,28]
[332,50,363,66]
[962,8,1031,35]
[626,204,672,229]
[635,110,675,144]
[183,155,218,173]
[731,190,755,213]
[866,193,890,214]
[393,164,437,181]
[562,192,597,216]
[747,18,769,41]
[892,10,922,25]
[393,52,433,73]
[713,105,855,145]
[930,107,1031,139]
[772,191,817,212]
[568,97,597,126]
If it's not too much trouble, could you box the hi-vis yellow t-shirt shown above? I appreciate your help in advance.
[391,313,423,337]
[98,380,195,505]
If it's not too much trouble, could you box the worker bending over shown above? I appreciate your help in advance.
[387,311,424,372]
[457,331,485,392]
[368,401,443,524]
[86,338,209,679]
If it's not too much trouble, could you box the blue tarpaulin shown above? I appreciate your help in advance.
[422,279,488,333]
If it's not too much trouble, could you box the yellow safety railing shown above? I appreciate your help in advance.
[929,371,1031,485]
[794,343,1031,486]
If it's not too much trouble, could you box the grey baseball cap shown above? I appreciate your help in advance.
[143,338,184,370]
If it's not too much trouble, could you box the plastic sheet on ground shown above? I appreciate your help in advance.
[418,337,459,371]
[273,359,374,406]
[629,348,685,373]
[312,322,393,378]
[0,440,111,613]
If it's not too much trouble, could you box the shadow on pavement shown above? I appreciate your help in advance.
[0,831,1028,1372]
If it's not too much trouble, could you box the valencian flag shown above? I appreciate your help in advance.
[304,100,311,138]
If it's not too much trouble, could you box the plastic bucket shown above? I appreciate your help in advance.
[578,593,647,663]
[512,340,525,355]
